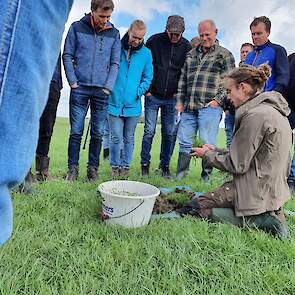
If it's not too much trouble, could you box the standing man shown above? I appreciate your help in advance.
[35,54,63,181]
[63,0,121,182]
[176,20,235,181]
[244,16,289,94]
[286,53,295,191]
[140,15,191,177]
[223,42,253,148]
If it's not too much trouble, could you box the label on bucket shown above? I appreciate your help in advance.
[102,202,114,214]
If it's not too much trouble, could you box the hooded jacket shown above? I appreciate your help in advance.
[204,91,292,217]
[244,40,289,94]
[146,32,191,99]
[63,14,121,91]
[108,34,153,117]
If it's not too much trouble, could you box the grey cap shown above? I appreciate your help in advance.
[166,15,185,34]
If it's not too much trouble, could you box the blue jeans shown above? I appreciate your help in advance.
[103,115,110,149]
[109,115,139,168]
[0,0,73,246]
[178,107,222,177]
[141,95,175,167]
[288,112,295,183]
[224,113,235,148]
[68,86,108,169]
[178,107,222,154]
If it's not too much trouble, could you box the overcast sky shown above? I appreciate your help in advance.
[58,0,295,117]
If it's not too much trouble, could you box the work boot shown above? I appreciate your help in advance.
[65,166,79,182]
[141,163,150,176]
[18,169,34,194]
[87,166,98,182]
[176,152,191,179]
[160,165,171,179]
[35,155,50,181]
[244,211,289,238]
[103,148,109,160]
[111,166,121,178]
[201,158,213,183]
[121,167,130,179]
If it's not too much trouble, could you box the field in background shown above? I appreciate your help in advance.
[0,118,295,295]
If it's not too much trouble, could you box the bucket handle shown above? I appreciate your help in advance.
[102,199,144,220]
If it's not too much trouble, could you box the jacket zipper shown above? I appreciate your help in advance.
[91,32,97,85]
[164,44,174,98]
[252,49,261,66]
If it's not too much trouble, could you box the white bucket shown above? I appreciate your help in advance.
[98,180,160,228]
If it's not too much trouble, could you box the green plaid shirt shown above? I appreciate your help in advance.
[176,42,235,110]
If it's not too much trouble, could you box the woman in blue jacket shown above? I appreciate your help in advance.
[108,20,153,177]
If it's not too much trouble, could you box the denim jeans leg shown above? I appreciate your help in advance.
[88,88,108,168]
[0,0,73,246]
[177,112,198,154]
[103,115,110,149]
[68,87,89,168]
[198,106,222,176]
[109,115,124,167]
[141,95,160,165]
[224,113,235,149]
[160,99,176,166]
[122,116,139,168]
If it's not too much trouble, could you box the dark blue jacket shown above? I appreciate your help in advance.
[244,40,289,94]
[146,32,191,99]
[63,14,121,91]
[51,54,63,90]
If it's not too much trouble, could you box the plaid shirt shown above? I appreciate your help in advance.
[176,41,235,110]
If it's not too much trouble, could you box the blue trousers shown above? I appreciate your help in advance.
[141,95,175,167]
[224,113,235,148]
[109,115,139,168]
[0,0,73,246]
[68,86,108,169]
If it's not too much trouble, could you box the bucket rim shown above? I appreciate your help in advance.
[98,180,160,199]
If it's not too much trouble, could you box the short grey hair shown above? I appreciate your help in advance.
[198,20,216,31]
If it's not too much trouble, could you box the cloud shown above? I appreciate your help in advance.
[113,0,171,20]
[171,0,295,61]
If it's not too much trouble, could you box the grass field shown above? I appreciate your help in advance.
[1,118,295,295]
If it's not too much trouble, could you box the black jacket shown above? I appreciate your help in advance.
[286,53,295,112]
[146,32,191,99]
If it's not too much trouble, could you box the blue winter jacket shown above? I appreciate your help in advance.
[244,40,289,94]
[63,14,121,91]
[108,44,153,117]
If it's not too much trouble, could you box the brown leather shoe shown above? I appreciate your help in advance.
[87,166,98,182]
[35,155,50,181]
[65,166,79,181]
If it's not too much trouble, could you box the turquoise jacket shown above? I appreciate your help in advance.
[108,45,153,117]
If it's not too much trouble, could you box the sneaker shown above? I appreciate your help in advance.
[141,163,150,176]
[121,167,130,179]
[103,148,109,160]
[161,165,171,179]
[111,166,121,178]
[87,166,98,182]
[65,166,79,182]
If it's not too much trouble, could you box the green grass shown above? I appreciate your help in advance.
[1,118,295,295]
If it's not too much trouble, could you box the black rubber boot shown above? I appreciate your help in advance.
[18,169,34,194]
[141,163,150,176]
[176,152,191,179]
[244,211,289,238]
[103,148,109,160]
[201,158,213,183]
[35,155,50,181]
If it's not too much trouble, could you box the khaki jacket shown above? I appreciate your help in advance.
[205,91,292,217]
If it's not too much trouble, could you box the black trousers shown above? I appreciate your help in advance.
[36,82,61,156]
